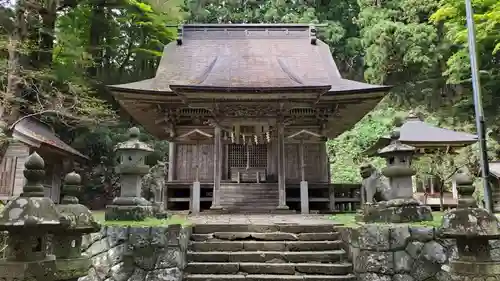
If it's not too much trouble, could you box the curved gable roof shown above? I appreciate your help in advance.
[108,24,390,94]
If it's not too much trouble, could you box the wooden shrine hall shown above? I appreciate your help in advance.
[108,23,391,214]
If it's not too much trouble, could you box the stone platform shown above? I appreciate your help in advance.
[188,214,340,226]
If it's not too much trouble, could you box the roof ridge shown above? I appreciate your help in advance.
[182,23,314,29]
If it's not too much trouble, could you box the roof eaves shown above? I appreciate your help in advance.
[324,85,392,96]
[169,84,332,93]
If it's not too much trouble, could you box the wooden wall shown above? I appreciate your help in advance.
[283,143,328,182]
[267,141,328,183]
[172,136,328,183]
[175,143,215,181]
[0,141,30,199]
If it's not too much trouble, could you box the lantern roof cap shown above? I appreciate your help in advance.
[377,129,415,157]
[115,127,154,152]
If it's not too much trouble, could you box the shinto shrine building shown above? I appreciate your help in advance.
[108,24,391,213]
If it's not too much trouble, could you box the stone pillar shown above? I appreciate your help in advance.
[277,122,288,210]
[438,170,500,280]
[191,181,201,214]
[52,172,101,281]
[0,152,65,281]
[105,127,154,221]
[210,125,222,210]
[299,139,309,214]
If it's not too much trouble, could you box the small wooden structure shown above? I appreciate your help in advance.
[108,24,390,213]
[366,113,478,155]
[0,117,88,202]
[487,161,500,213]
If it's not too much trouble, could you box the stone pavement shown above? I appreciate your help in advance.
[187,214,339,225]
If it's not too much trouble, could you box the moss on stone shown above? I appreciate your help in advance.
[91,211,190,226]
[330,212,444,228]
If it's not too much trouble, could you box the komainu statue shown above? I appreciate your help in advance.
[360,163,393,203]
[141,160,166,203]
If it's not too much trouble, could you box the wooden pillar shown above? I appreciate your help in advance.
[166,134,176,211]
[277,122,288,209]
[167,137,176,182]
[211,125,222,209]
[300,140,305,182]
[191,140,201,214]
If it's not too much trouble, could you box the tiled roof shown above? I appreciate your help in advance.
[108,24,389,94]
[13,118,88,160]
[365,115,478,155]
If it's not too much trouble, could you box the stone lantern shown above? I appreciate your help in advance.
[361,130,433,223]
[52,171,101,281]
[105,127,154,221]
[438,170,500,280]
[0,152,66,281]
[378,130,416,199]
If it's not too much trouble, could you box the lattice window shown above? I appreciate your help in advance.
[228,144,267,168]
[228,144,246,168]
[249,145,267,167]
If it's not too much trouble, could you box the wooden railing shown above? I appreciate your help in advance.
[285,183,361,213]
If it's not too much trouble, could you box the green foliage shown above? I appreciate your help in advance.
[71,123,169,206]
[328,104,403,183]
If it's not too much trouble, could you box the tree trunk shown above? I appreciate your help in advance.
[38,1,57,67]
[0,0,27,164]
[87,4,105,78]
[1,0,26,126]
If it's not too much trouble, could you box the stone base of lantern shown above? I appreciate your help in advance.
[0,256,57,280]
[450,260,500,281]
[105,204,153,221]
[54,256,92,281]
[359,198,433,223]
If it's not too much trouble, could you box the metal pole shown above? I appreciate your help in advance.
[465,0,492,212]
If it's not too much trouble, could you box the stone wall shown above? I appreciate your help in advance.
[339,224,455,281]
[79,224,191,281]
[340,224,500,281]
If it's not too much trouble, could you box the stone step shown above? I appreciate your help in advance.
[192,224,340,234]
[191,232,340,242]
[190,240,343,252]
[221,189,279,193]
[187,250,345,263]
[185,262,352,275]
[217,209,296,215]
[219,205,279,209]
[220,200,278,204]
[221,191,278,195]
[200,209,297,215]
[184,274,356,281]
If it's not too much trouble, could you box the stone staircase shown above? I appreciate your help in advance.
[219,183,283,213]
[184,223,355,281]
